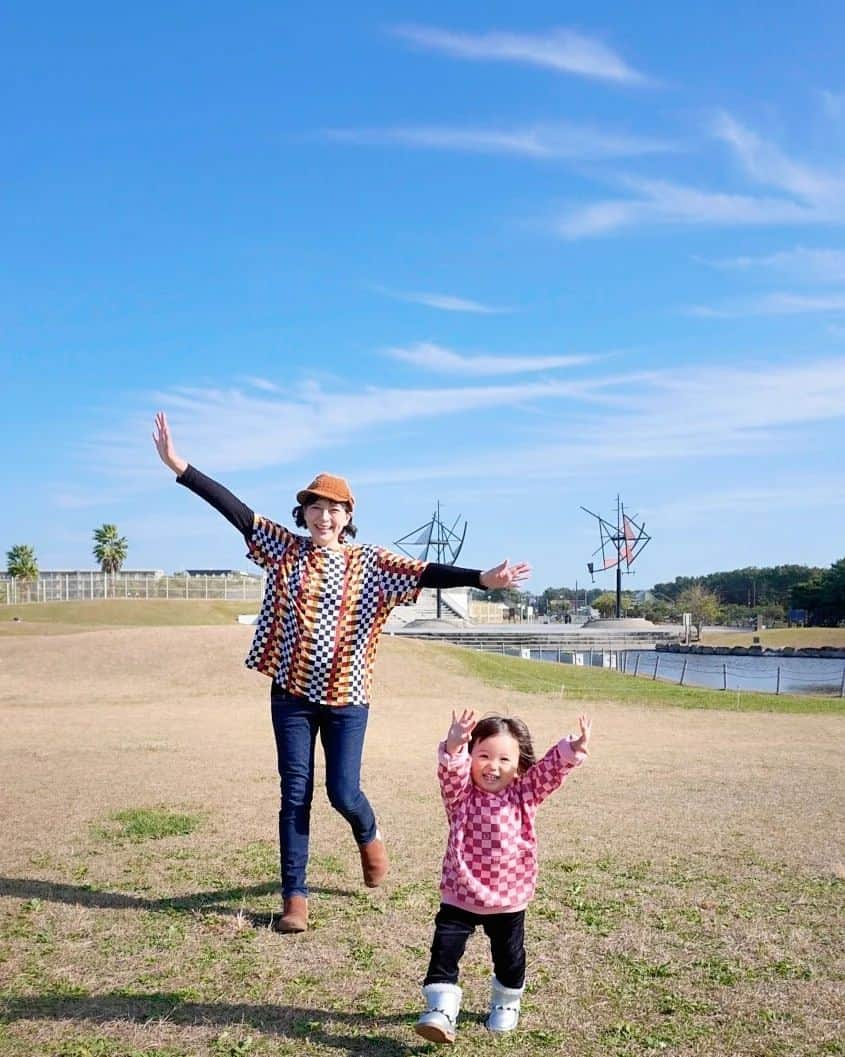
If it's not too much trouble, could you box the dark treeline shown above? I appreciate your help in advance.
[652,564,824,609]
[530,559,845,626]
[790,558,845,626]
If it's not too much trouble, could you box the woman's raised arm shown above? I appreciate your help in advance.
[152,411,188,476]
[152,411,256,538]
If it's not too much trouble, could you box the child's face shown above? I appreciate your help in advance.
[470,732,521,794]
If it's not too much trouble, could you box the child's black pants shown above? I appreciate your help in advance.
[423,902,526,989]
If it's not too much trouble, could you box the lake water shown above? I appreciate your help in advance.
[504,645,845,697]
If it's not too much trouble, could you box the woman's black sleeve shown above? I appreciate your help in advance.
[176,465,255,541]
[421,563,484,589]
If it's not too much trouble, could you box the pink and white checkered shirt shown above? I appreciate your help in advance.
[437,737,585,914]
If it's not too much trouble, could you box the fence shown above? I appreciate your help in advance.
[464,642,845,698]
[0,572,265,605]
[619,649,845,697]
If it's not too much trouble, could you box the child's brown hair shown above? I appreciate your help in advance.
[468,715,536,774]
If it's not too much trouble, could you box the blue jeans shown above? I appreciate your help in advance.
[270,686,377,898]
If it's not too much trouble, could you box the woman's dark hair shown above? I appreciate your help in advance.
[292,495,358,541]
[469,715,536,774]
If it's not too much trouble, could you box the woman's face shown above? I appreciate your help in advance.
[470,732,521,794]
[304,498,352,549]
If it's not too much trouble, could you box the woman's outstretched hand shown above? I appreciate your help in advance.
[480,560,532,590]
[570,714,592,755]
[152,411,188,476]
[446,708,476,755]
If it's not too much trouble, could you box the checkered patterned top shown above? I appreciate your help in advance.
[244,515,425,705]
[437,737,585,914]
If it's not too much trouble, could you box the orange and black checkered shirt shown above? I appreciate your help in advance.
[245,516,425,705]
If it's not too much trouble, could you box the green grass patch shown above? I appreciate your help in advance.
[51,1039,187,1057]
[1,847,840,1057]
[444,646,844,713]
[702,627,845,649]
[93,807,202,843]
[0,600,253,632]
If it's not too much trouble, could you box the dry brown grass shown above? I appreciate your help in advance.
[0,628,842,1057]
[700,627,845,649]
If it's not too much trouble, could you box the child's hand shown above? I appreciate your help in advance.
[446,709,476,755]
[570,713,592,755]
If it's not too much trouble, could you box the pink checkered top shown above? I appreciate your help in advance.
[437,736,585,914]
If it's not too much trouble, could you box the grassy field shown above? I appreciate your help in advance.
[0,624,843,1057]
[3,602,843,648]
[445,648,844,714]
[700,627,845,649]
[0,601,252,635]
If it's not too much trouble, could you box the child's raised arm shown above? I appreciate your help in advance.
[569,713,592,756]
[445,709,476,755]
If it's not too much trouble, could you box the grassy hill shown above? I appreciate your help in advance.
[0,600,253,634]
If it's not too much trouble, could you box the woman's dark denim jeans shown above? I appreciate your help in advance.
[270,686,377,898]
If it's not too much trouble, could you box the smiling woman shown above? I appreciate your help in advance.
[292,472,357,548]
[151,410,531,936]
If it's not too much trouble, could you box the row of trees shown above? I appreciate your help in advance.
[526,560,845,629]
[652,564,824,610]
[6,525,128,598]
[7,537,845,625]
[791,559,845,627]
[650,562,844,627]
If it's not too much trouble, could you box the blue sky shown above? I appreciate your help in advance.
[3,2,845,591]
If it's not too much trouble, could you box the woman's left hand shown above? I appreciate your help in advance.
[480,559,532,590]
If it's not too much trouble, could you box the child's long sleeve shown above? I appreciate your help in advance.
[518,737,586,806]
[436,741,473,814]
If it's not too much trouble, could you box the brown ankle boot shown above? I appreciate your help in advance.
[359,834,389,887]
[274,895,308,933]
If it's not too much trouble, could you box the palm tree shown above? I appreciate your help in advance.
[93,524,128,596]
[6,544,39,602]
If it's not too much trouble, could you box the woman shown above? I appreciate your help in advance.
[153,411,531,933]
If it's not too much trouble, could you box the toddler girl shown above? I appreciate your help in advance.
[415,708,591,1043]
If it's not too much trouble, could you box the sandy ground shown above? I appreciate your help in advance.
[1,626,842,883]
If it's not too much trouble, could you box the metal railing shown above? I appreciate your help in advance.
[1,572,264,604]
[450,642,845,698]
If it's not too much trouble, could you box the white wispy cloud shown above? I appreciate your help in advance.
[391,24,646,83]
[820,89,845,122]
[97,376,600,480]
[352,356,845,485]
[374,287,510,314]
[558,114,845,238]
[95,356,845,500]
[242,376,285,393]
[650,483,845,523]
[688,292,845,317]
[558,177,829,239]
[701,247,845,285]
[323,122,671,160]
[711,111,845,203]
[384,342,595,375]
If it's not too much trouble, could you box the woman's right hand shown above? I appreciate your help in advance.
[152,411,188,476]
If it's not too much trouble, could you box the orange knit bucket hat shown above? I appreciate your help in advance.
[296,472,355,508]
